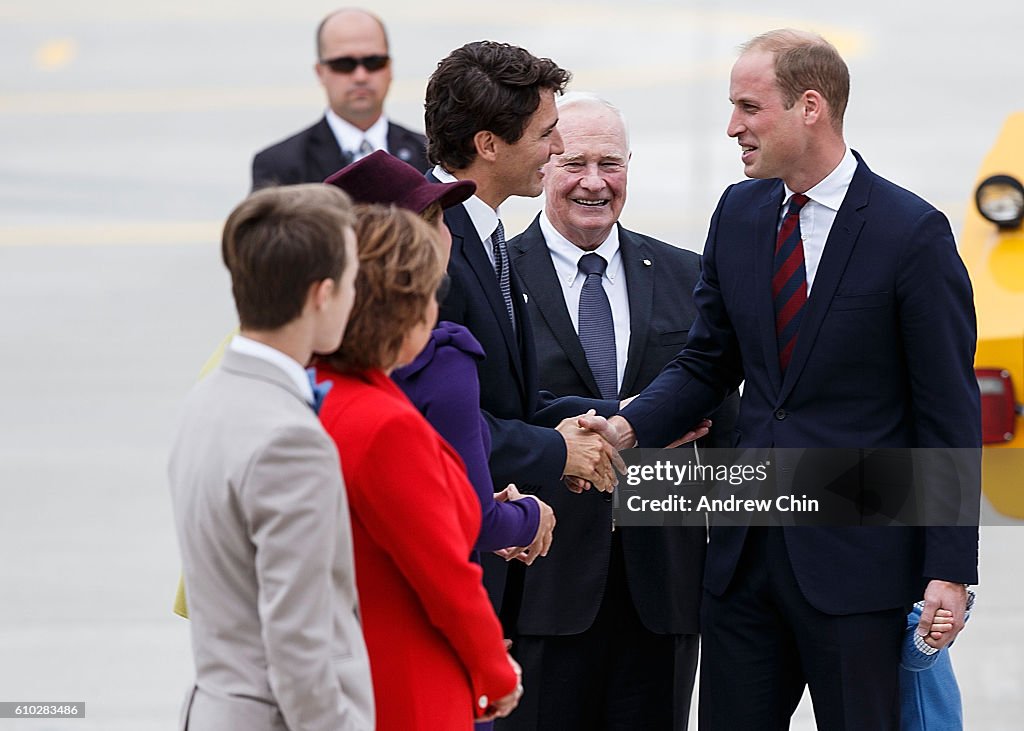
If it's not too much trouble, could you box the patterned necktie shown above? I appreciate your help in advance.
[305,368,333,414]
[577,253,617,398]
[353,138,374,161]
[773,193,810,372]
[491,221,516,332]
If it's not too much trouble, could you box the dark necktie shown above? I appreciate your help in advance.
[305,368,333,414]
[492,221,516,332]
[773,193,810,372]
[577,253,617,398]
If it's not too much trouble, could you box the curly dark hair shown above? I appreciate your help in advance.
[424,41,571,170]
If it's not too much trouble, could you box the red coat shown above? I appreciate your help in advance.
[317,367,517,730]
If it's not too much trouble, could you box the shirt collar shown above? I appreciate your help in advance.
[783,146,857,211]
[229,334,314,404]
[539,211,622,287]
[433,164,500,243]
[325,109,389,155]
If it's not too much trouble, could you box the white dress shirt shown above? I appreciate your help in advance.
[780,146,858,294]
[229,335,314,406]
[433,165,501,267]
[325,109,389,159]
[539,212,632,392]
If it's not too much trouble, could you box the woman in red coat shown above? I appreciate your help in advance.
[316,205,521,730]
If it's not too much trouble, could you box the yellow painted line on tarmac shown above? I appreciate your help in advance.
[0,221,222,247]
[34,38,77,70]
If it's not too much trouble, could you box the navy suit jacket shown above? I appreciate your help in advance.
[433,179,619,491]
[621,153,981,614]
[251,116,429,190]
[434,182,617,614]
[509,216,739,635]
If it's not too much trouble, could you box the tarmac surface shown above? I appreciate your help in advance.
[1,1,1022,728]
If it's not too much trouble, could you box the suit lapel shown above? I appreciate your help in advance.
[440,192,526,388]
[618,228,653,398]
[756,181,786,395]
[309,117,348,181]
[510,216,602,397]
[779,160,870,402]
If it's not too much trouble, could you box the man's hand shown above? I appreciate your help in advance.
[576,413,636,452]
[917,580,968,650]
[556,410,619,492]
[666,418,713,448]
[563,476,591,493]
[478,653,523,721]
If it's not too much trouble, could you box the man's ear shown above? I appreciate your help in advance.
[473,130,499,162]
[802,90,825,125]
[310,277,336,312]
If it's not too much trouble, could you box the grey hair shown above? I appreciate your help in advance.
[556,91,630,149]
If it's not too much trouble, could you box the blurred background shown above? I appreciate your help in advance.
[1,0,1021,728]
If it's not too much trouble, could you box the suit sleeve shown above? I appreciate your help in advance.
[244,424,368,731]
[349,411,518,711]
[532,392,619,426]
[896,209,981,584]
[482,410,568,492]
[621,187,744,446]
[417,345,540,551]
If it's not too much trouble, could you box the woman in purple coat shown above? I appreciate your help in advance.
[326,151,553,560]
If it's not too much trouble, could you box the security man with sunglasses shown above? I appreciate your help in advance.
[252,8,429,190]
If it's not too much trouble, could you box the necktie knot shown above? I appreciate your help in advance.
[787,193,810,215]
[354,138,374,161]
[578,253,607,277]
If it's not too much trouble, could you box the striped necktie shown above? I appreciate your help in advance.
[577,253,617,398]
[491,220,516,332]
[773,193,810,372]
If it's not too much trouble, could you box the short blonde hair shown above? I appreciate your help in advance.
[320,205,444,372]
[743,29,849,131]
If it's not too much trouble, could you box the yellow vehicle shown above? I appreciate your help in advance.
[960,112,1024,518]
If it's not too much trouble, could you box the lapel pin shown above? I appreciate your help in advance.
[523,293,529,303]
[643,259,652,266]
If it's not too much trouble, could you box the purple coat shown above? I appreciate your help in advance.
[392,321,540,552]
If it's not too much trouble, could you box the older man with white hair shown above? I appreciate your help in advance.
[504,92,737,731]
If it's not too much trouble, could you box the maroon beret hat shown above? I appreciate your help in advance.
[323,150,476,213]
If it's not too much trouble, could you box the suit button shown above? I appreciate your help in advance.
[774,409,787,420]
[478,695,489,710]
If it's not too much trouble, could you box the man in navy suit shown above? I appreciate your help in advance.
[252,8,428,190]
[584,30,981,730]
[504,93,738,730]
[423,42,629,615]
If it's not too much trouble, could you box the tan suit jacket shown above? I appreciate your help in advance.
[169,348,374,731]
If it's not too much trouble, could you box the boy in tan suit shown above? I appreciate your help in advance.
[168,184,374,730]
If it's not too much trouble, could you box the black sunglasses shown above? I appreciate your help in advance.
[320,54,390,73]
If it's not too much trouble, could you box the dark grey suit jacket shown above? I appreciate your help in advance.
[509,215,738,635]
[251,116,429,190]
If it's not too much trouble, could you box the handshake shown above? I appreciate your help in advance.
[558,407,713,493]
[491,408,712,567]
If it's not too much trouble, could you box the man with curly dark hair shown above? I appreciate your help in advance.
[423,42,627,620]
